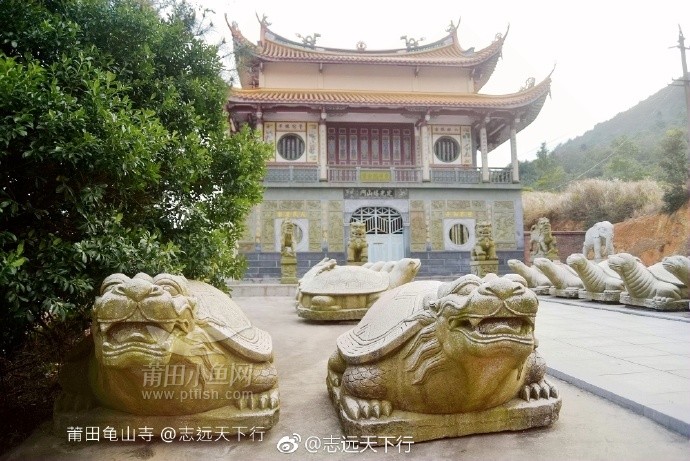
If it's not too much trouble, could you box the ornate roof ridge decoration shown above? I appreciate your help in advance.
[228,15,506,67]
[228,74,551,109]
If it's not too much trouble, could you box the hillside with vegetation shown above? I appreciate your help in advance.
[520,83,689,261]
[519,84,688,190]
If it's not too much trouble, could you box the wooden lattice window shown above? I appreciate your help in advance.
[277,134,305,161]
[434,136,460,163]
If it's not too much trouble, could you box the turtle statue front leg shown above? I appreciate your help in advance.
[233,362,280,411]
[519,350,559,402]
[311,295,341,310]
[327,351,392,420]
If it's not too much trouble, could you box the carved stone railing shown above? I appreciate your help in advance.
[328,166,421,183]
[489,168,513,184]
[430,167,481,184]
[430,167,513,184]
[264,165,320,182]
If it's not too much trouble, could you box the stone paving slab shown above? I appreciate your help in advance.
[4,295,690,460]
[537,298,690,436]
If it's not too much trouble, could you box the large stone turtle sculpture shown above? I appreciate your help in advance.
[566,253,624,302]
[327,273,561,442]
[608,253,689,311]
[507,259,552,294]
[533,257,583,298]
[54,273,279,433]
[296,258,421,320]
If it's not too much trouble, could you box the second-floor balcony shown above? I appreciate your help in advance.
[264,164,514,185]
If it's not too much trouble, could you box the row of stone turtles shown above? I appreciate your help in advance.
[508,253,689,311]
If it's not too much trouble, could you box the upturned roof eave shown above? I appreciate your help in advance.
[227,75,550,112]
[228,20,506,69]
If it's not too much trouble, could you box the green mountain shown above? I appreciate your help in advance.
[520,84,688,189]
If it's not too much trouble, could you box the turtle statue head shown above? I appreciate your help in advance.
[93,273,197,369]
[426,274,537,364]
[390,258,422,288]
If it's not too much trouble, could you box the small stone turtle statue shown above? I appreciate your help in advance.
[533,257,583,298]
[327,273,561,442]
[662,255,690,286]
[608,253,689,311]
[54,273,279,434]
[566,253,624,302]
[296,258,421,320]
[507,259,553,295]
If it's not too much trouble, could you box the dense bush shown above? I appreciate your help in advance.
[523,178,664,230]
[0,0,272,356]
[658,128,689,213]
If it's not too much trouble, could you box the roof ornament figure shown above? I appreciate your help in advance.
[356,41,367,51]
[296,33,321,48]
[446,18,461,33]
[520,77,536,91]
[255,12,271,28]
[400,35,425,50]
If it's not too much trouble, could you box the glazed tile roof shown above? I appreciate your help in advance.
[230,22,505,68]
[227,77,551,110]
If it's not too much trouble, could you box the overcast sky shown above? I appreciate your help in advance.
[206,0,690,165]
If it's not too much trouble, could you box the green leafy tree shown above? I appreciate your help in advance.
[0,0,272,355]
[525,142,567,191]
[657,128,689,213]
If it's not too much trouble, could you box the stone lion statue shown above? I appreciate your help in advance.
[582,220,614,261]
[281,219,296,257]
[471,221,497,261]
[347,221,368,264]
[530,217,558,261]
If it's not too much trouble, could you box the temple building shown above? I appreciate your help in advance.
[226,17,552,278]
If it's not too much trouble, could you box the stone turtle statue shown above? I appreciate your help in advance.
[296,258,421,320]
[507,259,552,294]
[533,257,583,298]
[327,273,561,442]
[566,253,624,302]
[54,273,279,433]
[608,253,688,311]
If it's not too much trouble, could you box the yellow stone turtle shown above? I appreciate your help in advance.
[54,273,279,431]
[327,273,560,441]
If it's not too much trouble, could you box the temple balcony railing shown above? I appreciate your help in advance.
[430,167,513,184]
[264,164,320,182]
[264,164,514,185]
[327,166,422,183]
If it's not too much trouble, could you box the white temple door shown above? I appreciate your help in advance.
[351,206,404,263]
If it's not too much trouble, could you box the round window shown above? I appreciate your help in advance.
[448,223,469,245]
[434,136,460,163]
[277,134,305,161]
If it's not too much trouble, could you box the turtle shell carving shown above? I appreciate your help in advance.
[296,258,421,320]
[300,266,391,295]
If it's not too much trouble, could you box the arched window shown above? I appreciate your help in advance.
[350,207,403,235]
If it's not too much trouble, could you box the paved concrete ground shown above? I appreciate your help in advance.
[536,297,690,436]
[4,296,690,460]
